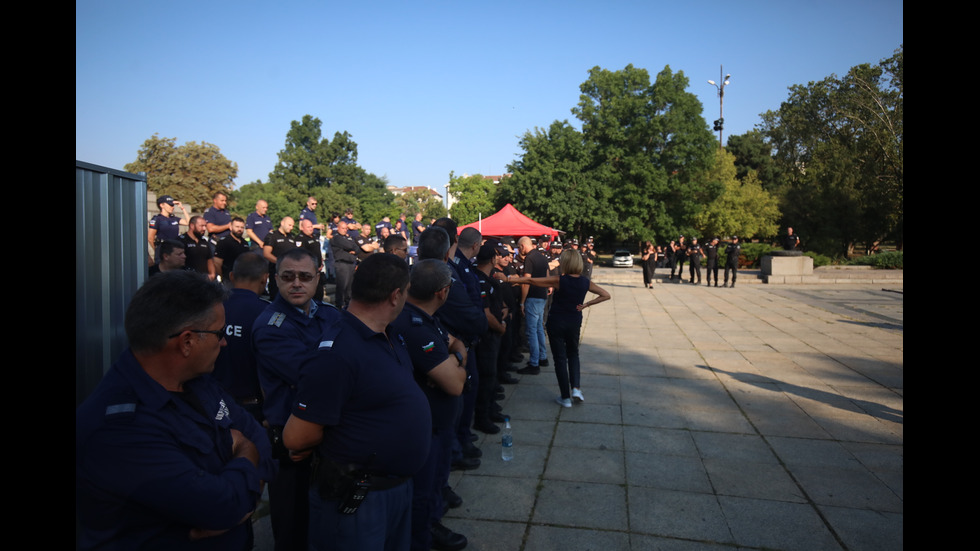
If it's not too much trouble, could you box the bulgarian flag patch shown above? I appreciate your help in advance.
[422,341,435,353]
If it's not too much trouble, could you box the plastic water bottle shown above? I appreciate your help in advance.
[501,417,513,461]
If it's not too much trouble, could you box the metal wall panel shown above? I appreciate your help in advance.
[75,161,147,406]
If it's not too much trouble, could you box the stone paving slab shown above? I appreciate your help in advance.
[253,275,902,551]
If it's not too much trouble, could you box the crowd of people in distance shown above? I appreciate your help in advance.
[638,228,798,289]
[76,191,612,551]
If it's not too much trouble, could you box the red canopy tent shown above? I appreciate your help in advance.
[458,204,560,240]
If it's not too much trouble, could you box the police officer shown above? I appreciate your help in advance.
[76,271,276,551]
[204,190,232,246]
[262,217,297,300]
[330,220,358,310]
[474,244,508,434]
[298,196,324,240]
[214,217,250,285]
[784,227,800,251]
[212,252,269,423]
[282,254,430,551]
[148,194,189,263]
[390,259,469,551]
[246,199,273,250]
[295,218,326,302]
[672,236,687,282]
[704,237,721,287]
[253,248,342,551]
[724,236,742,288]
[686,237,703,284]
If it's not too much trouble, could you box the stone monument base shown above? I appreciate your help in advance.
[762,252,819,284]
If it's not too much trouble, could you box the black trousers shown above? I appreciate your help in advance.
[334,261,355,310]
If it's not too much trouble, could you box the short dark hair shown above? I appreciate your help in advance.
[125,271,228,354]
[276,247,318,274]
[352,253,409,304]
[159,239,185,258]
[432,218,457,246]
[232,216,245,224]
[232,251,268,282]
[417,227,450,260]
[458,227,482,250]
[409,259,452,300]
[384,234,407,252]
[213,190,228,199]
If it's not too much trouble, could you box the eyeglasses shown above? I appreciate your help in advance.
[278,270,316,283]
[168,328,225,339]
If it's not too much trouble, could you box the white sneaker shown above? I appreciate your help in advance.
[555,397,572,408]
[571,388,585,403]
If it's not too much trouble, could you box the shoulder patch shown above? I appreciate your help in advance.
[105,403,136,416]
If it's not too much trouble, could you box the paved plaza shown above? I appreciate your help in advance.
[256,268,904,551]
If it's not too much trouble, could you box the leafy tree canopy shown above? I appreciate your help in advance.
[499,120,609,242]
[692,148,780,239]
[447,171,498,226]
[760,45,903,255]
[126,134,238,213]
[265,114,393,229]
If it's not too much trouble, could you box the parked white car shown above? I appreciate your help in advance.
[612,249,634,267]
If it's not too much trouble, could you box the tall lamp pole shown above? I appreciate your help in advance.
[707,65,730,149]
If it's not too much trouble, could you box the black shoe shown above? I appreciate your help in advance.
[495,384,505,393]
[517,364,540,375]
[468,433,479,442]
[431,522,468,551]
[494,392,506,400]
[499,374,519,384]
[489,411,507,423]
[451,457,481,471]
[491,402,503,413]
[442,487,463,509]
[462,441,482,459]
[508,353,524,363]
[538,358,549,367]
[473,419,500,434]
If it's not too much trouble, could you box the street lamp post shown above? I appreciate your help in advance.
[707,65,730,149]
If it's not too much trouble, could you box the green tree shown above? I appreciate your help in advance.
[266,114,393,228]
[693,149,780,239]
[395,188,447,220]
[126,134,238,212]
[725,130,783,194]
[760,46,903,255]
[571,64,718,242]
[447,171,498,225]
[499,120,608,241]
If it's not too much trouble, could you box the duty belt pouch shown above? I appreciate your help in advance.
[267,425,288,460]
[311,454,372,515]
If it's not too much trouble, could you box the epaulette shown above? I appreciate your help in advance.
[267,312,287,327]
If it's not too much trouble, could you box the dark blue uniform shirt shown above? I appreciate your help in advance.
[253,294,342,427]
[76,349,276,550]
[293,310,431,477]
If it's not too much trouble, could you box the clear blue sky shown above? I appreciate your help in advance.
[76,0,903,200]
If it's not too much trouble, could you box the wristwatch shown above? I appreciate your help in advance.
[453,351,464,366]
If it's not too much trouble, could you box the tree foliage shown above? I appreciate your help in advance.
[692,149,780,239]
[126,134,238,212]
[395,188,447,220]
[265,115,393,228]
[571,64,717,242]
[447,171,498,226]
[760,46,903,255]
[499,120,607,242]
